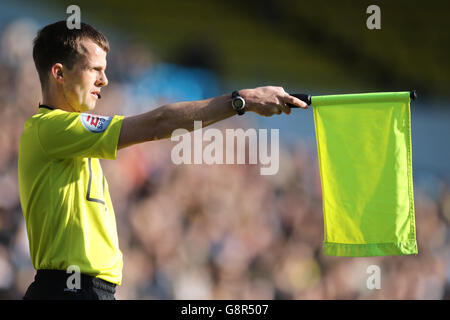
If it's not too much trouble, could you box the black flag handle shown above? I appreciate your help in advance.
[286,93,312,108]
[287,90,416,108]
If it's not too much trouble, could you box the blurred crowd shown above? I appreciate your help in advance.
[0,19,449,300]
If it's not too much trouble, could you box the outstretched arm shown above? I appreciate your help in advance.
[117,86,308,149]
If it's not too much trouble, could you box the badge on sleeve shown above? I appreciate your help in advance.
[80,113,112,133]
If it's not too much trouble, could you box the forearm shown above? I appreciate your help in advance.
[118,93,236,148]
[152,93,236,139]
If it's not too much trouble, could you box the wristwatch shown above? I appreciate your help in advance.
[232,90,245,116]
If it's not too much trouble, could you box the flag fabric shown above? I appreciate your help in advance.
[312,92,417,257]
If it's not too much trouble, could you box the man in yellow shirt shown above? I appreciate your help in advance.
[18,20,308,300]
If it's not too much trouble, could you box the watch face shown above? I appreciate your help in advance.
[233,98,244,109]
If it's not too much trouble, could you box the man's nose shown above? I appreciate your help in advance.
[97,71,108,87]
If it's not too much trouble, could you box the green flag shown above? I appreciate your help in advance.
[312,92,417,257]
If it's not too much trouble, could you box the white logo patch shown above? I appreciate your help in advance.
[80,113,112,133]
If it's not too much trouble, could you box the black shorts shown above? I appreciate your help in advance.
[23,269,116,300]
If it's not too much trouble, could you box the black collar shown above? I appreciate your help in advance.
[38,104,55,110]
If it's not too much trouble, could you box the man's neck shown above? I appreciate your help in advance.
[41,92,75,113]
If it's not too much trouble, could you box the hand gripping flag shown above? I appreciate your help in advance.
[311,92,417,257]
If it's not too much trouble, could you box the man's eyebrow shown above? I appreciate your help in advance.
[88,63,107,70]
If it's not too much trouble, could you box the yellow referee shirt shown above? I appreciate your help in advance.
[18,106,124,285]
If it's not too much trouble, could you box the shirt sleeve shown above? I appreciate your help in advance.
[37,110,124,160]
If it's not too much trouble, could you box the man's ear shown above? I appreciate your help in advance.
[51,63,64,83]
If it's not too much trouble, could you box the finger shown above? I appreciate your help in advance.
[283,94,308,109]
[270,105,282,115]
[277,98,291,115]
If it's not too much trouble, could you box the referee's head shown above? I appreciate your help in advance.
[33,20,110,113]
